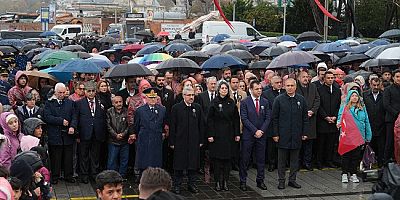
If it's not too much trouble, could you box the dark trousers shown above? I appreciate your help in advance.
[162,139,173,172]
[267,137,277,165]
[316,132,337,164]
[239,136,266,183]
[371,134,386,166]
[300,139,313,166]
[49,144,73,179]
[213,158,231,182]
[384,123,394,162]
[278,148,300,183]
[79,139,101,178]
[174,170,197,186]
[342,146,361,175]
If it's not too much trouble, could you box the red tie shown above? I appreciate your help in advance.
[255,98,259,115]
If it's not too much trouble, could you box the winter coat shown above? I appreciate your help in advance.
[383,83,400,123]
[7,71,32,108]
[337,90,372,142]
[261,88,284,137]
[272,93,309,149]
[296,81,320,139]
[363,90,385,136]
[207,95,240,159]
[317,84,341,133]
[169,101,204,170]
[0,112,23,170]
[106,107,129,145]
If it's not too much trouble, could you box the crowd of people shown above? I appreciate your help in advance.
[0,36,398,200]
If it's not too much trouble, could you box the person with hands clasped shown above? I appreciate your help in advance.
[239,80,271,191]
[206,80,240,192]
[337,90,372,183]
[272,78,309,190]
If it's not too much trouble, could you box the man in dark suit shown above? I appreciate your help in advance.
[75,81,107,184]
[16,92,44,126]
[116,77,137,106]
[383,69,400,162]
[43,83,77,184]
[363,77,385,167]
[239,80,271,191]
[316,71,341,169]
[197,76,217,174]
[261,75,284,172]
[273,78,309,190]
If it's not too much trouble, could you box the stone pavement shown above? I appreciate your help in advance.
[51,168,375,199]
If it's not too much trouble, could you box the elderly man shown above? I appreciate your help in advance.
[132,88,167,175]
[272,78,309,190]
[106,96,129,178]
[296,71,320,171]
[75,81,107,184]
[44,83,77,184]
[169,86,204,194]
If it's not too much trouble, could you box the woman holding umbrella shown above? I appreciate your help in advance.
[207,80,240,191]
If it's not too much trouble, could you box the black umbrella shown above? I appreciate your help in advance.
[218,42,248,53]
[296,31,323,42]
[249,60,271,69]
[225,49,254,60]
[249,41,275,55]
[164,43,193,52]
[259,46,289,57]
[104,63,153,78]
[309,50,340,63]
[379,29,400,39]
[168,40,189,45]
[360,59,399,68]
[25,47,49,60]
[21,44,42,53]
[335,54,370,66]
[156,58,201,73]
[346,69,372,80]
[365,43,400,58]
[135,30,152,37]
[187,39,203,47]
[136,44,164,56]
[0,45,19,54]
[61,45,86,52]
[179,51,209,63]
[125,38,141,43]
[98,36,119,44]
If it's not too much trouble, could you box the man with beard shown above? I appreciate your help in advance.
[155,73,174,172]
[296,71,320,171]
[7,71,32,108]
[116,77,137,106]
[221,67,231,82]
[169,86,204,194]
[363,77,385,167]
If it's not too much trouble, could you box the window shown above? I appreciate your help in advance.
[247,28,256,36]
[68,28,81,34]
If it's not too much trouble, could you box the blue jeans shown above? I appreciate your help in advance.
[107,143,129,176]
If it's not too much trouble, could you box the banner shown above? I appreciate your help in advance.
[314,0,341,22]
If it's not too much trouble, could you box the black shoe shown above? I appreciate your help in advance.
[268,164,275,172]
[278,182,285,190]
[188,184,199,193]
[65,177,76,183]
[257,182,267,190]
[315,162,322,170]
[80,177,89,184]
[239,182,247,191]
[222,181,229,191]
[326,162,336,168]
[288,181,301,189]
[304,164,313,171]
[215,181,221,191]
[51,178,58,185]
[173,186,181,194]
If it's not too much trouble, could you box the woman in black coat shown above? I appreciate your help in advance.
[96,80,113,110]
[207,80,240,191]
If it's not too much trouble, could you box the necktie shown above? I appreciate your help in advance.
[90,101,94,116]
[233,92,237,103]
[29,109,33,117]
[211,92,214,100]
[255,98,259,115]
[151,107,154,113]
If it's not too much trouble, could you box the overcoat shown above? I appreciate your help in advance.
[134,104,166,170]
[169,101,204,170]
[317,84,341,133]
[296,82,320,139]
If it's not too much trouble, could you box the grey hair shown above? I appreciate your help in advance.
[206,76,217,84]
[54,83,66,92]
[182,85,194,95]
